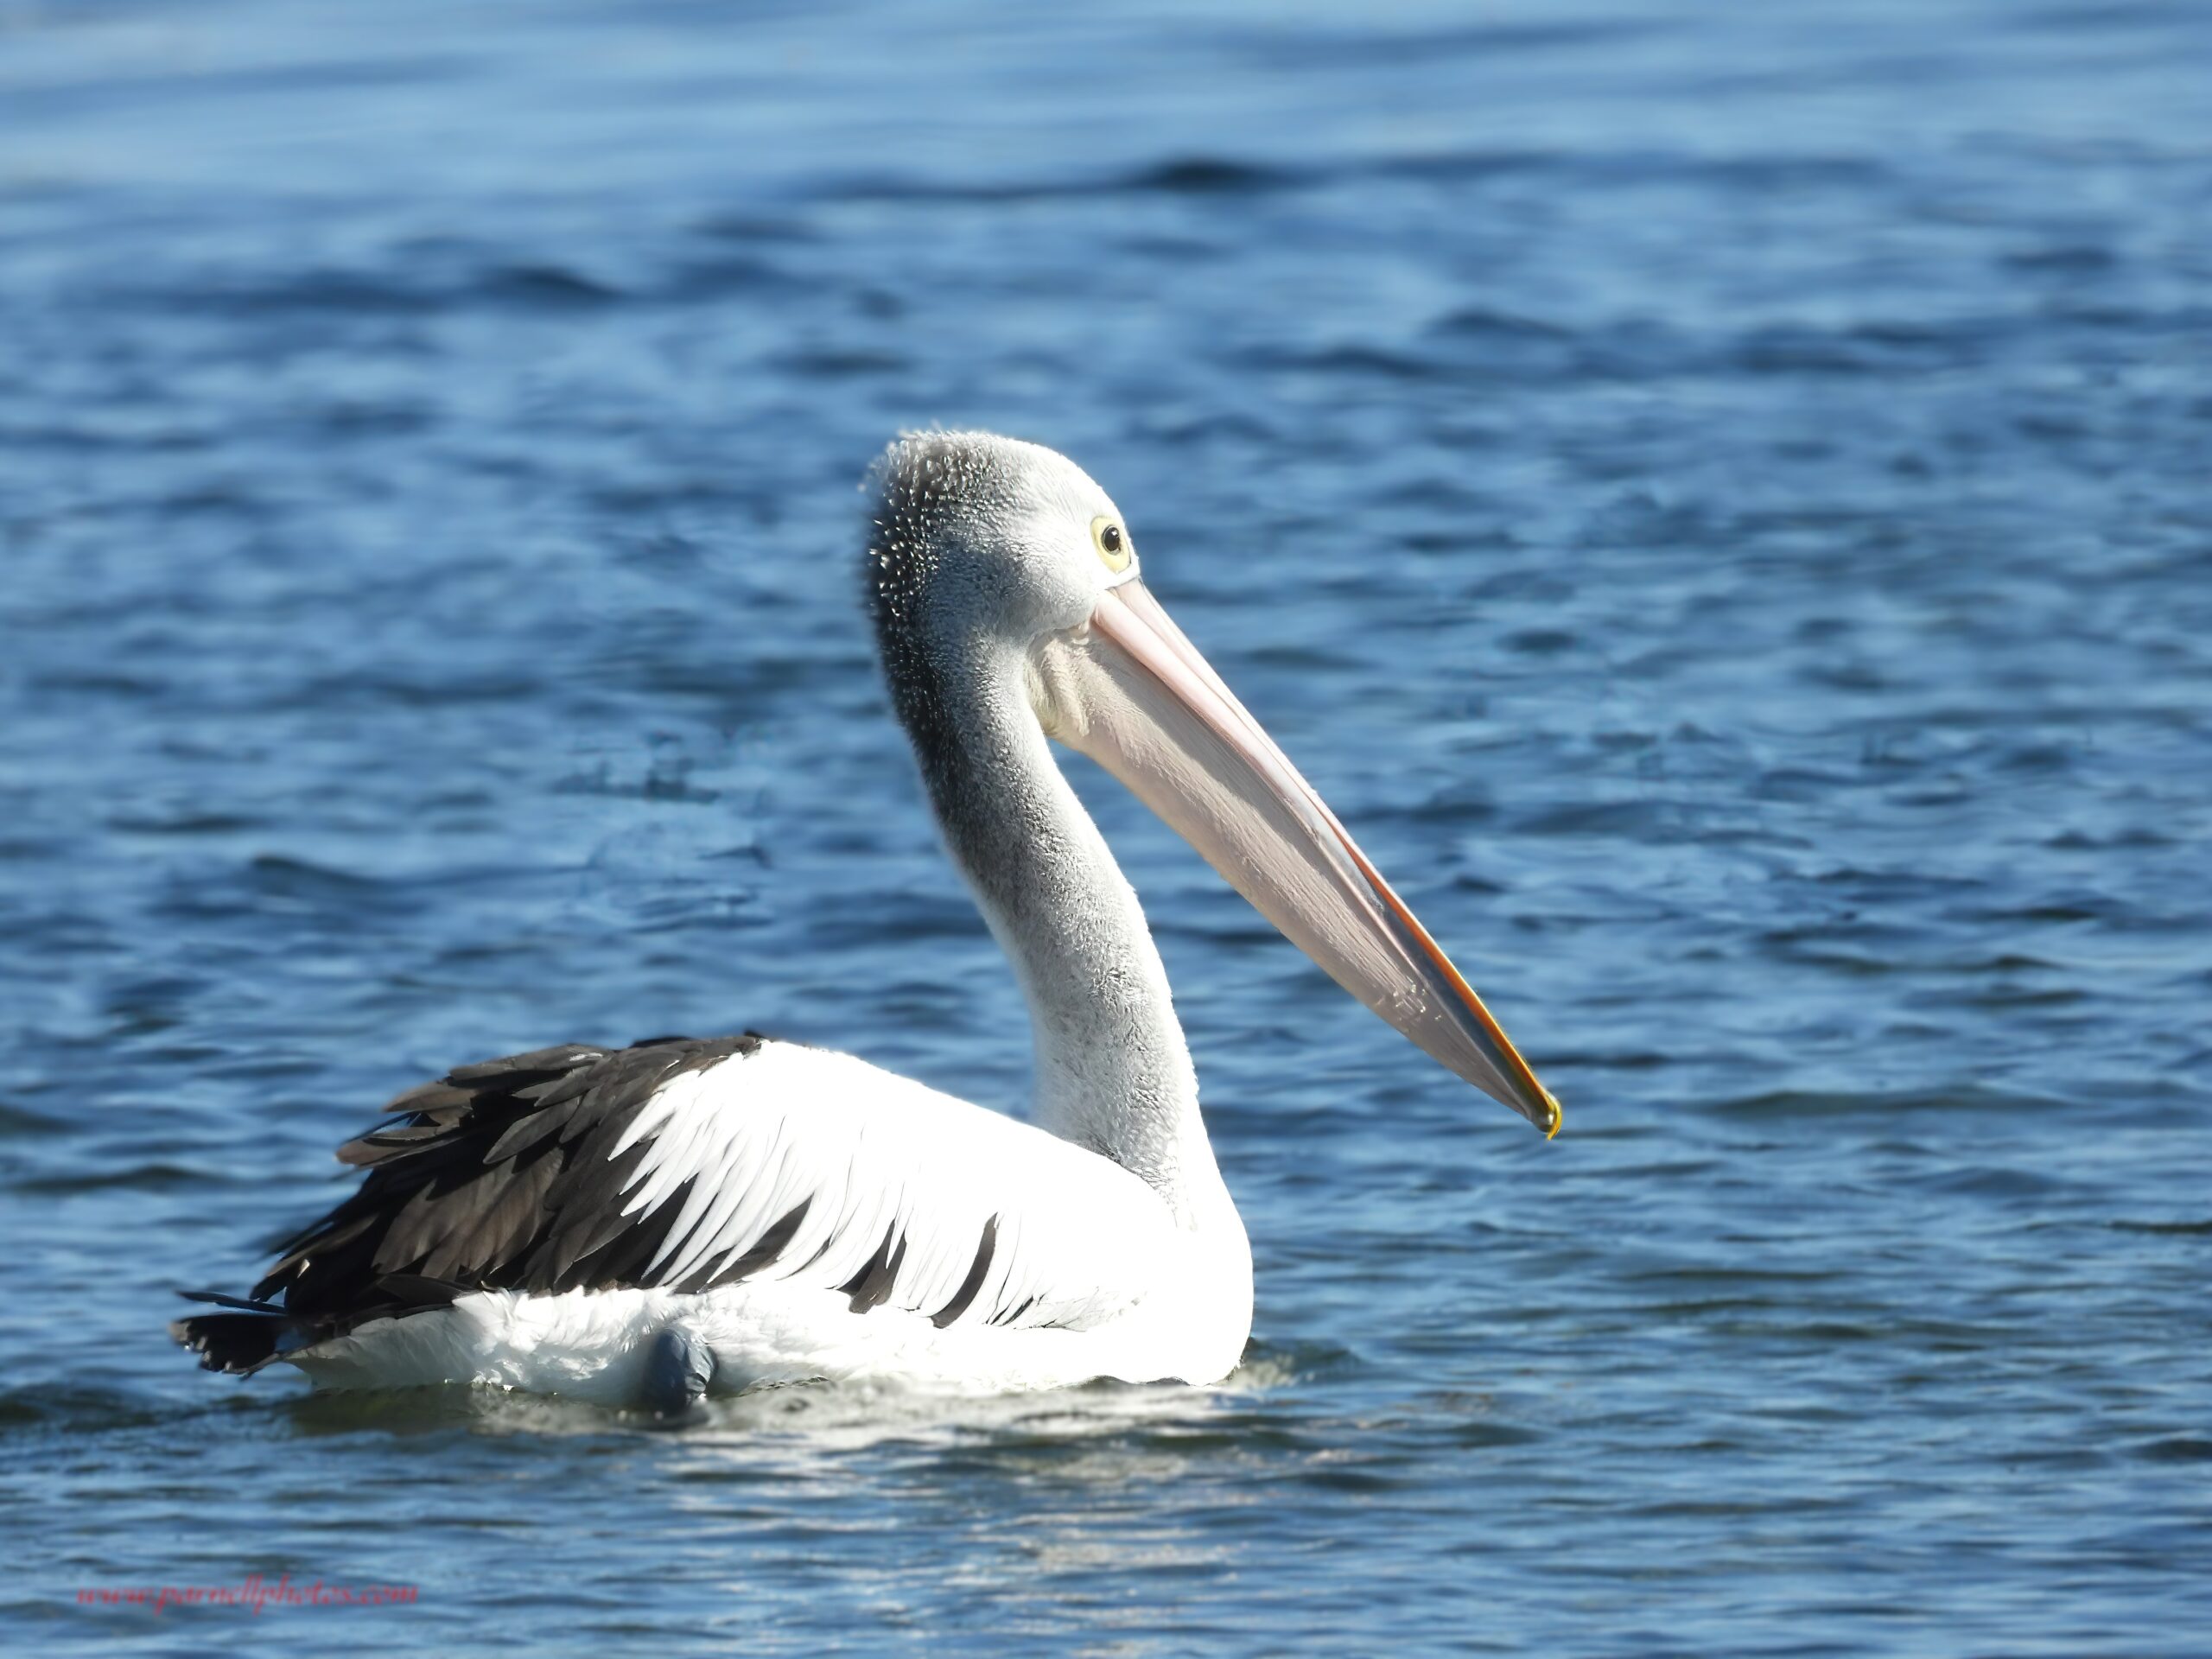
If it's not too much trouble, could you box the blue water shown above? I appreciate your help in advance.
[5,1,2210,1651]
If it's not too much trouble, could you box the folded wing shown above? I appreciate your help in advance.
[179,1034,1175,1372]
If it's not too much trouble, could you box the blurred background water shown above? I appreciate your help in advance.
[3,1,2209,1652]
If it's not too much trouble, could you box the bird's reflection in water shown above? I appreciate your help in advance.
[273,1343,1311,1460]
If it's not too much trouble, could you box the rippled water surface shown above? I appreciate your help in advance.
[5,2,2210,1652]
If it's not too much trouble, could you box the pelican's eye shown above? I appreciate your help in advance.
[1090,516,1132,574]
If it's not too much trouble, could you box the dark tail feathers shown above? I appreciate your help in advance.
[169,1292,302,1376]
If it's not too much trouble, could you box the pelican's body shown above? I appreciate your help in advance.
[175,433,1555,1410]
[269,1044,1249,1402]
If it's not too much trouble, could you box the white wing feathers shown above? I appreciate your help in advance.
[609,1041,1176,1332]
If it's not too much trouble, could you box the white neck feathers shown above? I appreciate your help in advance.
[911,639,1229,1227]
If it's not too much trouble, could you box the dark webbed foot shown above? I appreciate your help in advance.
[639,1326,716,1421]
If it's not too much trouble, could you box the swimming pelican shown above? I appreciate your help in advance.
[173,432,1559,1411]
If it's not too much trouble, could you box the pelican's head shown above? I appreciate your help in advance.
[865,431,1559,1135]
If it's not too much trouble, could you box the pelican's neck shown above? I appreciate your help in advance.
[900,638,1228,1226]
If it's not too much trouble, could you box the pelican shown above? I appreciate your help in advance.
[173,432,1559,1412]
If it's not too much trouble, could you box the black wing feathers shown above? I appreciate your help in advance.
[174,1029,1073,1378]
[837,1222,908,1314]
[930,1216,999,1329]
[222,1035,763,1357]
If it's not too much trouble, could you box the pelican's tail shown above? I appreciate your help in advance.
[169,1291,303,1376]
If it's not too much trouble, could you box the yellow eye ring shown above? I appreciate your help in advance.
[1090,515,1132,573]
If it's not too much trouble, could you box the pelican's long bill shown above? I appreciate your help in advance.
[1034,577,1560,1135]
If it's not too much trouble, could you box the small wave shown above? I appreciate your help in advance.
[0,1384,171,1440]
[10,1161,211,1195]
[820,154,1306,206]
[1707,1083,2075,1121]
[470,264,624,308]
